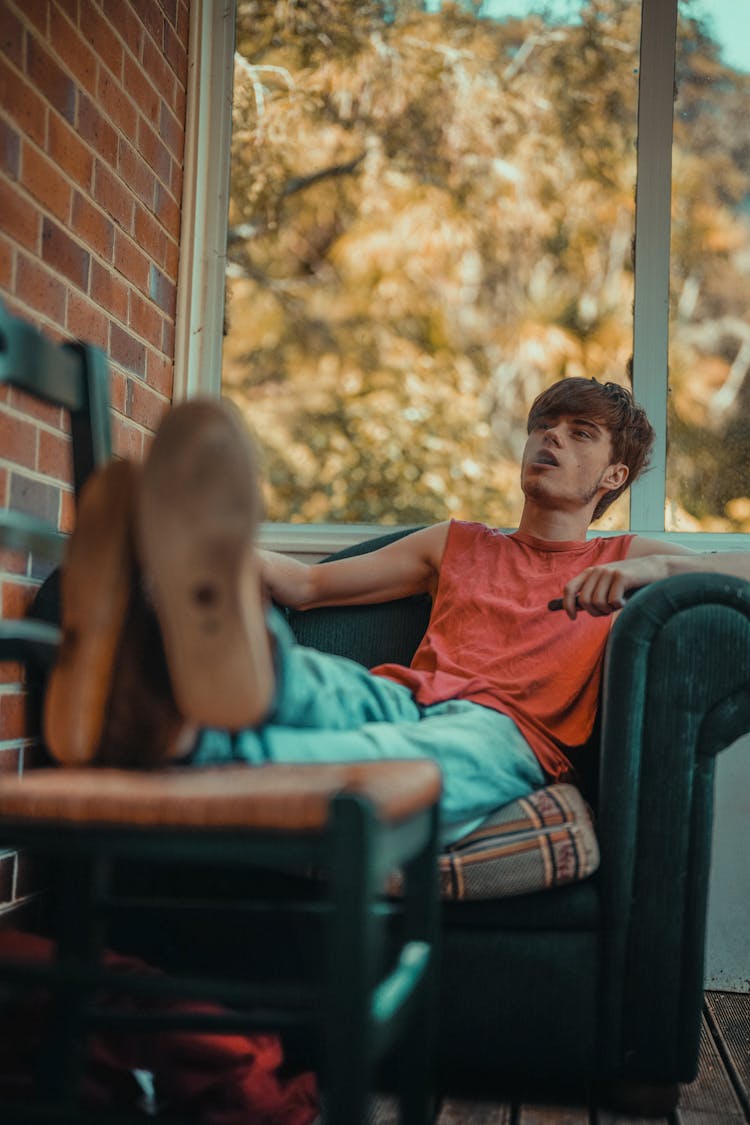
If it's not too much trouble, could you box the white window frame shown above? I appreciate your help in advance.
[174,0,749,557]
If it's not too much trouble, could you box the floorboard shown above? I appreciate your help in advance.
[398,991,750,1125]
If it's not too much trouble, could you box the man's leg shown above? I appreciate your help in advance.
[189,689,544,844]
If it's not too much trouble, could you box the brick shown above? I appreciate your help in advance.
[173,69,186,120]
[111,410,144,459]
[9,471,60,524]
[0,118,20,179]
[37,427,73,484]
[169,157,182,203]
[110,367,128,413]
[0,4,24,69]
[164,234,178,278]
[0,545,28,576]
[113,228,149,291]
[118,136,156,208]
[78,92,119,165]
[2,579,37,619]
[79,0,123,80]
[0,411,37,472]
[0,690,27,741]
[145,348,173,398]
[93,160,134,230]
[66,289,110,349]
[21,144,73,225]
[97,66,137,139]
[161,315,174,358]
[27,38,76,125]
[0,233,12,288]
[129,289,163,349]
[134,204,167,267]
[176,0,189,45]
[16,255,67,325]
[50,6,98,97]
[148,262,175,316]
[129,0,164,50]
[163,17,187,84]
[42,217,90,292]
[159,0,178,28]
[22,0,49,37]
[110,321,146,377]
[59,486,75,533]
[90,259,129,320]
[141,33,174,101]
[159,101,183,161]
[102,0,143,62]
[137,115,171,185]
[48,114,94,191]
[71,193,114,260]
[0,58,47,148]
[127,375,168,432]
[123,52,160,127]
[153,181,180,240]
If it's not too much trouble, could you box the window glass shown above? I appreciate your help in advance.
[667,1,750,532]
[223,0,640,529]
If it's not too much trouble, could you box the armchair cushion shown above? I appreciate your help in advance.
[390,782,599,900]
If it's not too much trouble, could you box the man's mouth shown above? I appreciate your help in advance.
[532,450,559,467]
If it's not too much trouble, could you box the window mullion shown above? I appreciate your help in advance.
[629,0,678,532]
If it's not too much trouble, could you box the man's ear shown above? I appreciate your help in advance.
[601,463,629,492]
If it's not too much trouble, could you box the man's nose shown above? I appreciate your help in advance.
[543,425,563,446]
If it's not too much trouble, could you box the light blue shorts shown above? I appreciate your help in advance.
[188,610,545,844]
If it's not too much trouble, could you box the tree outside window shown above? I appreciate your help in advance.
[222,0,750,535]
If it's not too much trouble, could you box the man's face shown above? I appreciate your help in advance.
[520,414,628,514]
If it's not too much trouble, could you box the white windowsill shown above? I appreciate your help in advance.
[258,521,750,560]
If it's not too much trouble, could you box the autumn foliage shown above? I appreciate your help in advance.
[223,0,750,531]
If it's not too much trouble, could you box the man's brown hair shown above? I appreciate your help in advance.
[526,377,655,520]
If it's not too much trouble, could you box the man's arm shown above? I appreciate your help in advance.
[258,522,451,610]
[560,537,750,619]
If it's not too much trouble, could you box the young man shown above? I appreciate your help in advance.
[44,379,750,843]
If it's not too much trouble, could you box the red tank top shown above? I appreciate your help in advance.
[371,520,635,779]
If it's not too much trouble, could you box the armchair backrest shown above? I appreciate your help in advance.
[286,528,431,668]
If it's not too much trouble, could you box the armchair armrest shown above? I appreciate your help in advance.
[596,572,750,1082]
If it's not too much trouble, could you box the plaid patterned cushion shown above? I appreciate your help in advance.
[390,783,599,901]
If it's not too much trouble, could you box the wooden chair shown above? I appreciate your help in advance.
[0,304,442,1125]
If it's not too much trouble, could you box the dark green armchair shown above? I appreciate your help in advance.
[285,534,750,1108]
[26,530,750,1111]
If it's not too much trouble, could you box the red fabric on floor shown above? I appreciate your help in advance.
[0,928,319,1124]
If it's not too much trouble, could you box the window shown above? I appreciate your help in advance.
[667,0,750,534]
[177,0,750,552]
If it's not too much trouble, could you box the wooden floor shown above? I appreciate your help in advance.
[376,991,750,1125]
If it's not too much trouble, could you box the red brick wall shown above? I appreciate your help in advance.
[0,0,190,921]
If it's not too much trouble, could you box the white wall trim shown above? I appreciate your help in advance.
[173,0,236,401]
